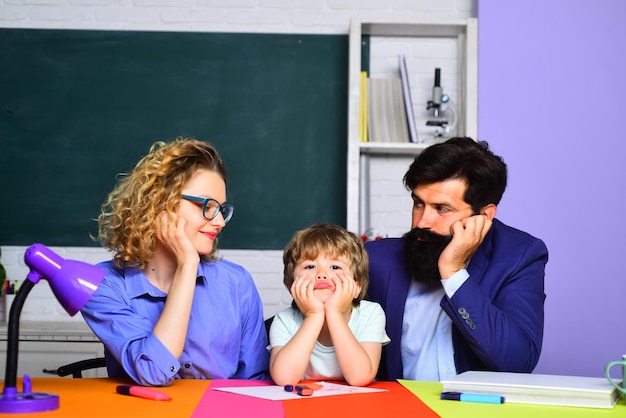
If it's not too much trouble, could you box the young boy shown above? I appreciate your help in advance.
[269,223,390,387]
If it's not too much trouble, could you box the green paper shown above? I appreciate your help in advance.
[397,379,625,418]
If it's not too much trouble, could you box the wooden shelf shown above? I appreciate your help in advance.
[359,142,430,156]
[361,19,472,37]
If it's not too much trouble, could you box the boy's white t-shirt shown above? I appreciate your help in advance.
[268,300,391,381]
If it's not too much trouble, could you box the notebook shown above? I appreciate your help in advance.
[441,371,623,409]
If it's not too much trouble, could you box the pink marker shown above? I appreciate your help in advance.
[116,385,172,401]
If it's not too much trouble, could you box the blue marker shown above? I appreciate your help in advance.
[440,391,504,404]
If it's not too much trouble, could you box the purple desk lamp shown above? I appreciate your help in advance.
[0,244,104,413]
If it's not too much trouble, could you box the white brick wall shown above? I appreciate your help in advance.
[367,155,416,238]
[0,1,473,32]
[0,0,474,322]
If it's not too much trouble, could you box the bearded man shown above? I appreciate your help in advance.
[365,137,548,381]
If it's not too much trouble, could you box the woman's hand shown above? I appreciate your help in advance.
[156,211,200,267]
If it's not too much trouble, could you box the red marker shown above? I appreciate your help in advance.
[116,385,172,401]
[284,383,323,397]
[296,385,313,396]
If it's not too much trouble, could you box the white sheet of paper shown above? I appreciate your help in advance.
[212,381,387,401]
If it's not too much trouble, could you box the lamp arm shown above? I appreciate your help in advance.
[3,280,35,389]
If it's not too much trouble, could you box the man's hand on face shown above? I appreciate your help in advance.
[438,214,492,279]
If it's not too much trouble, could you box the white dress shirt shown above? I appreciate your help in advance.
[400,268,469,381]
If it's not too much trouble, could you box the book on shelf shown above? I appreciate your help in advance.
[398,54,419,143]
[367,77,409,143]
[441,371,623,409]
[359,71,368,142]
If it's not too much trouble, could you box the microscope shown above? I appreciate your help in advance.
[426,68,457,139]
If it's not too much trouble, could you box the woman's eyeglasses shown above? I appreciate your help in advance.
[181,195,234,223]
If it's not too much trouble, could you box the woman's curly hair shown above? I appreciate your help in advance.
[96,137,227,269]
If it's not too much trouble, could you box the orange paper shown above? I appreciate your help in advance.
[282,381,440,418]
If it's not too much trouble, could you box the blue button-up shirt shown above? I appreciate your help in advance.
[81,259,270,386]
[401,269,469,381]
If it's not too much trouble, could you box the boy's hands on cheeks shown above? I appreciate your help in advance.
[290,272,324,317]
[324,271,360,315]
[156,212,200,267]
[438,214,492,279]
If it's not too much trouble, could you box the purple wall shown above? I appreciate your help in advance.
[478,0,626,377]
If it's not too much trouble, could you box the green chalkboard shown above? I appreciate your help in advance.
[0,29,348,250]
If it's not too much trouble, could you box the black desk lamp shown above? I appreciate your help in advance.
[0,244,104,413]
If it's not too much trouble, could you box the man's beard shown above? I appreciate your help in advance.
[403,227,453,289]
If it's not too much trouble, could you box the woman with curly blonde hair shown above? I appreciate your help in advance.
[81,137,269,386]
